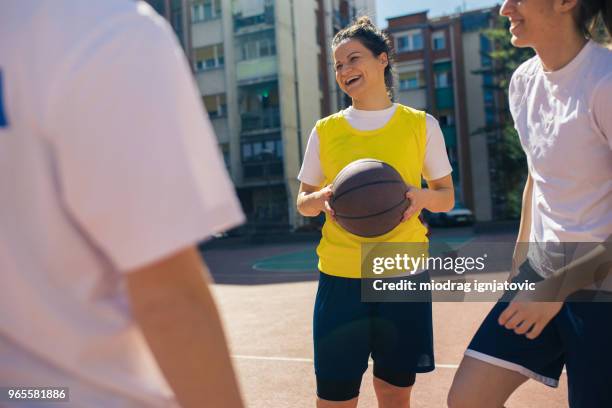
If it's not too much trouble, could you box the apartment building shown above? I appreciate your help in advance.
[387,6,503,222]
[188,0,376,230]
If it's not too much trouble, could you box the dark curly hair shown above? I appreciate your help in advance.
[332,16,396,100]
[576,0,611,40]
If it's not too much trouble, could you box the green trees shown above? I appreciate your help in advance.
[476,17,533,220]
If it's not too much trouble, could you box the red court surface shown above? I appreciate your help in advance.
[203,233,569,408]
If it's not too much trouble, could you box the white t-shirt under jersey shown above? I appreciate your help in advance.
[508,40,612,278]
[298,104,453,186]
[0,1,243,406]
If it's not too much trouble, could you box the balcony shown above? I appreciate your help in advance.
[241,108,281,133]
[233,3,274,34]
[236,56,277,84]
[191,18,223,48]
[242,160,284,181]
[196,68,226,95]
[398,88,427,110]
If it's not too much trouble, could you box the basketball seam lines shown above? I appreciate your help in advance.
[335,197,407,220]
[332,180,405,203]
[332,159,382,186]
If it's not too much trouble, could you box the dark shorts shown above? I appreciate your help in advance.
[467,262,612,408]
[313,271,434,401]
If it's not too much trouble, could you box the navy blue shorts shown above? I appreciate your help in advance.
[313,271,434,401]
[467,262,612,407]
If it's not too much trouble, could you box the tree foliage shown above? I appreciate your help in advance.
[476,17,534,220]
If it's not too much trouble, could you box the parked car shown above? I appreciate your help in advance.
[424,203,475,227]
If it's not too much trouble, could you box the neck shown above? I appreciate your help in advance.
[535,29,588,72]
[351,88,392,110]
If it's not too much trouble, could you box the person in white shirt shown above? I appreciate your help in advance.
[448,1,612,407]
[0,1,245,407]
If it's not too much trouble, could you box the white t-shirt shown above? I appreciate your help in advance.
[297,104,453,186]
[0,1,244,406]
[508,40,612,278]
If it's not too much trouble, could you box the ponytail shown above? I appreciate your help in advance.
[577,0,611,41]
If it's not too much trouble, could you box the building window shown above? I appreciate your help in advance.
[238,31,276,61]
[412,32,424,50]
[241,138,282,162]
[397,36,409,51]
[192,0,221,22]
[275,140,283,158]
[194,44,224,72]
[480,34,492,67]
[253,141,263,157]
[432,31,446,50]
[398,71,424,90]
[263,140,273,154]
[396,30,424,52]
[259,38,276,57]
[485,107,496,125]
[435,71,451,88]
[438,113,455,127]
[203,94,227,118]
[242,143,253,161]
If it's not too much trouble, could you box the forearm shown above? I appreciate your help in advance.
[297,192,323,217]
[510,175,533,280]
[128,251,244,408]
[422,187,454,213]
[516,175,533,243]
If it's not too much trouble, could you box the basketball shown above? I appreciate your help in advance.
[330,159,410,237]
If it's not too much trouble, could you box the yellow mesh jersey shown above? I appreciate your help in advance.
[316,104,429,278]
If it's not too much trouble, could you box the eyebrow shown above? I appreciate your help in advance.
[335,51,361,68]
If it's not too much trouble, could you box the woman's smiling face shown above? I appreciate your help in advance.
[333,39,388,100]
[499,0,577,49]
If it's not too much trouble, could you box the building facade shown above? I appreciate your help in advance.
[187,0,376,230]
[387,6,503,222]
[145,1,508,226]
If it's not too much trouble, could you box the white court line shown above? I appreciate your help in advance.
[233,354,567,373]
[232,355,458,369]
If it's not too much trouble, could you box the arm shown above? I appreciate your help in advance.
[296,182,334,218]
[127,247,244,408]
[500,239,612,339]
[510,173,533,279]
[520,236,612,302]
[500,179,611,339]
[401,174,454,222]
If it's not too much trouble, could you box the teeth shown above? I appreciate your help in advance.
[346,76,360,85]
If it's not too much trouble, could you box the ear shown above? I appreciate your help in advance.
[379,52,389,67]
[556,0,579,14]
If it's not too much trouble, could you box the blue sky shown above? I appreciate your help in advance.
[376,0,501,27]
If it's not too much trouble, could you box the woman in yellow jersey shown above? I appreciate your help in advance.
[296,17,455,408]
